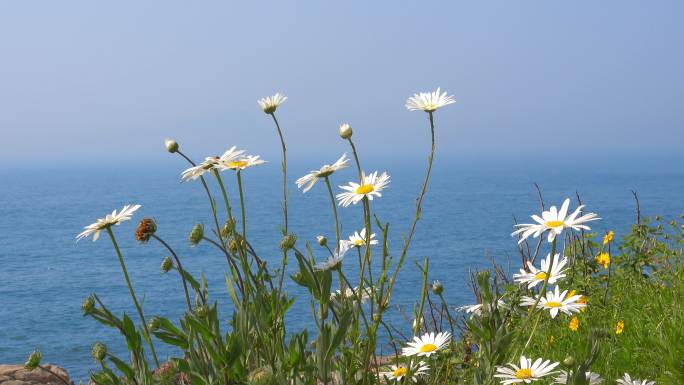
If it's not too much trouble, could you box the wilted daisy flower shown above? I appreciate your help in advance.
[512,198,599,244]
[405,87,456,112]
[521,286,586,318]
[332,286,371,303]
[554,370,602,385]
[616,373,655,385]
[181,156,219,182]
[494,356,559,384]
[77,204,141,241]
[401,331,450,357]
[457,299,507,316]
[380,361,429,382]
[295,153,349,193]
[513,254,568,289]
[313,243,350,271]
[343,228,378,248]
[218,155,266,171]
[257,92,287,114]
[337,171,390,207]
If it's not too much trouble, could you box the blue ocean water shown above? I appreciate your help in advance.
[0,162,682,380]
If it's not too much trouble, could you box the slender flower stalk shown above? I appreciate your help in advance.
[236,170,248,240]
[324,176,342,253]
[271,113,288,232]
[105,227,160,367]
[151,234,192,311]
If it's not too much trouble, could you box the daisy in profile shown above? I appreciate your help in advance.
[295,154,349,193]
[333,286,371,304]
[457,299,507,316]
[554,371,603,385]
[401,331,451,357]
[218,154,266,171]
[513,254,568,289]
[406,87,456,112]
[343,228,378,248]
[512,198,599,244]
[616,374,655,385]
[77,204,141,242]
[494,356,559,384]
[313,243,350,271]
[180,156,219,182]
[380,361,429,382]
[521,286,586,318]
[337,171,390,207]
[257,92,287,114]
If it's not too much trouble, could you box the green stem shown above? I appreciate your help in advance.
[236,170,247,240]
[152,234,192,312]
[324,176,342,254]
[213,169,234,222]
[270,112,288,232]
[522,238,558,350]
[105,226,160,367]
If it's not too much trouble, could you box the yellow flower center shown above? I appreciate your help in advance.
[545,301,562,308]
[534,272,547,280]
[515,368,533,379]
[392,367,407,377]
[545,220,565,228]
[354,239,364,246]
[226,160,248,169]
[355,184,375,194]
[419,343,437,353]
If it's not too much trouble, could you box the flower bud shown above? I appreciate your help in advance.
[25,350,41,370]
[148,316,161,331]
[372,314,382,323]
[229,238,239,254]
[655,215,662,221]
[339,123,353,139]
[317,235,328,246]
[195,305,209,318]
[562,356,575,367]
[161,256,173,273]
[91,342,107,362]
[164,138,179,153]
[221,219,236,238]
[431,280,443,295]
[280,234,297,251]
[135,218,157,243]
[82,295,95,315]
[189,224,204,246]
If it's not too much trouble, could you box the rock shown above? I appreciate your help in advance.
[0,365,71,385]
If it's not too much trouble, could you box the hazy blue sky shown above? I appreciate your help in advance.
[0,1,682,168]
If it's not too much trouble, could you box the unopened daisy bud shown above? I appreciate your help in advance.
[135,218,157,243]
[280,234,297,251]
[222,219,236,238]
[91,342,107,362]
[161,256,173,273]
[431,280,443,295]
[317,235,328,246]
[656,215,662,221]
[25,350,41,370]
[148,316,161,331]
[562,356,575,367]
[339,123,353,139]
[195,305,209,318]
[164,138,179,153]
[82,295,95,315]
[229,238,239,254]
[189,224,204,246]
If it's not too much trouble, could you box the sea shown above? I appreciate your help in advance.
[1,161,682,380]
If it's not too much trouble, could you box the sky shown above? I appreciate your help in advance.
[0,1,682,169]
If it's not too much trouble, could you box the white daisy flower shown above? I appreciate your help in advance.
[457,299,507,316]
[380,361,429,382]
[343,228,378,248]
[554,370,603,385]
[313,242,350,271]
[494,356,560,384]
[401,332,450,357]
[521,286,586,318]
[512,198,599,244]
[295,153,349,193]
[257,92,287,114]
[218,154,266,171]
[616,374,655,385]
[513,254,568,289]
[180,156,219,182]
[336,171,390,207]
[76,204,141,242]
[405,87,456,112]
[332,286,372,304]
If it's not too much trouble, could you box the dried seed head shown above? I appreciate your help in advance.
[189,224,204,246]
[339,123,353,139]
[161,256,174,273]
[135,218,157,243]
[164,138,179,153]
[91,342,107,362]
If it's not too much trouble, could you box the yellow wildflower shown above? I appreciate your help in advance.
[548,335,555,344]
[616,320,624,335]
[595,252,610,269]
[569,316,579,331]
[603,230,614,246]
